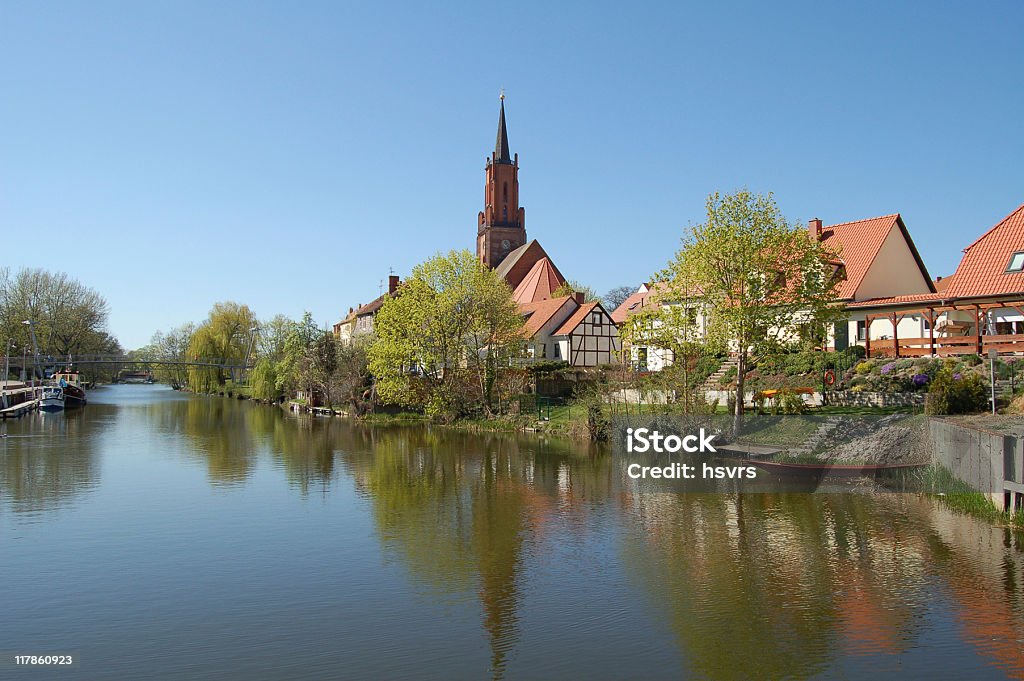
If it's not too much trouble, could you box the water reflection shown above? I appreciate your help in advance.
[5,386,1024,679]
[0,408,100,517]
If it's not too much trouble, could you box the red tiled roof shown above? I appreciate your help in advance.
[552,301,614,335]
[520,296,574,338]
[512,257,565,304]
[944,203,1024,299]
[610,282,670,323]
[819,214,910,300]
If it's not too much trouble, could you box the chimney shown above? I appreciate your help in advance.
[388,275,400,294]
[808,218,823,240]
[574,291,585,304]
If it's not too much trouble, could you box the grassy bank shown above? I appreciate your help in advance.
[920,465,1024,528]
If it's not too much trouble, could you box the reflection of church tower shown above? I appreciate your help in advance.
[477,95,527,268]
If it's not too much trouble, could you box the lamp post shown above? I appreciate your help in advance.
[242,325,259,385]
[3,339,12,387]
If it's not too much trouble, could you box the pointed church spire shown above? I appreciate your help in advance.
[494,92,511,163]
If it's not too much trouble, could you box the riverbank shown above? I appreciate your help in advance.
[921,464,1024,528]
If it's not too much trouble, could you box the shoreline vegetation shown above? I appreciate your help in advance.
[172,382,1024,530]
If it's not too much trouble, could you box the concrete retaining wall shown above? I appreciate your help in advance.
[928,418,1024,508]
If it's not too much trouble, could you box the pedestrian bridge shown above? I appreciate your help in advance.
[7,354,254,371]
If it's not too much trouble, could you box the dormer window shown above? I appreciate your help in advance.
[1007,251,1024,272]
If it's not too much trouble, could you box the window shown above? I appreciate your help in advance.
[856,320,867,341]
[554,343,561,359]
[1008,252,1024,272]
[591,312,602,329]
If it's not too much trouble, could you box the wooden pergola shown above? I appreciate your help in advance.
[862,301,1024,358]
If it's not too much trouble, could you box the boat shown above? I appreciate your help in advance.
[52,369,88,409]
[748,459,926,478]
[39,386,65,412]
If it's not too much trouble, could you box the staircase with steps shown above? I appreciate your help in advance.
[702,356,741,391]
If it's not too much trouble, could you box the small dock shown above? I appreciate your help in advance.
[1,398,39,419]
[1,382,41,419]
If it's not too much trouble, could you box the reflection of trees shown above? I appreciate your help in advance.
[621,493,929,680]
[178,397,257,485]
[0,410,99,516]
[339,429,614,680]
[154,395,342,493]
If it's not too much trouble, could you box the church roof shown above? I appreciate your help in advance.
[494,240,565,290]
[495,98,511,163]
[512,257,566,304]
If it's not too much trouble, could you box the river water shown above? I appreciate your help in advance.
[2,384,1023,680]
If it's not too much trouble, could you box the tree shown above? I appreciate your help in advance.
[552,280,601,303]
[330,334,373,414]
[186,302,257,391]
[604,285,636,311]
[661,190,843,425]
[368,249,524,421]
[141,323,194,388]
[0,267,116,374]
[276,312,337,406]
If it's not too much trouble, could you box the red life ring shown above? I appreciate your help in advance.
[824,369,836,386]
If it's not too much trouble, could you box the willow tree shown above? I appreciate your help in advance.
[368,250,523,421]
[663,191,843,424]
[186,302,257,391]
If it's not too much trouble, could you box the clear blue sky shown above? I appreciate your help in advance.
[2,1,1022,349]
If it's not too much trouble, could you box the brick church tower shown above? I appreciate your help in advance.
[477,95,527,268]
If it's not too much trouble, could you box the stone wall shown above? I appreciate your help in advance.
[825,391,925,408]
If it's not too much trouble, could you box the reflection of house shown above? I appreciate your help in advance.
[333,275,400,343]
[847,202,1024,356]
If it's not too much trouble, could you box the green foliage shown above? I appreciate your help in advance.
[757,350,825,377]
[186,301,257,392]
[658,190,845,417]
[925,368,989,415]
[843,345,867,360]
[854,361,874,375]
[0,267,120,381]
[552,280,601,303]
[368,249,524,422]
[249,357,279,401]
[274,312,337,406]
[961,353,982,367]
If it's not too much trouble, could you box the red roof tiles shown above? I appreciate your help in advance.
[819,214,896,299]
[553,302,600,337]
[520,296,574,338]
[943,203,1024,299]
[512,257,565,304]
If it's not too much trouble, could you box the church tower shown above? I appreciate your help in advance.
[477,95,527,268]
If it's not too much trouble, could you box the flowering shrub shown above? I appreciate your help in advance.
[880,362,896,375]
[912,373,929,387]
[925,368,988,415]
